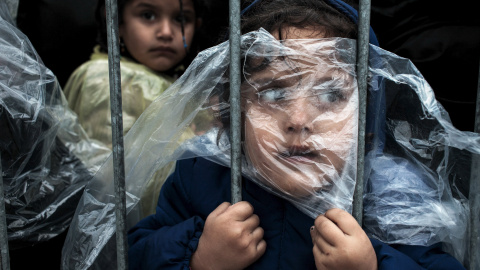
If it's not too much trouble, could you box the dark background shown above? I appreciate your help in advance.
[351,0,480,131]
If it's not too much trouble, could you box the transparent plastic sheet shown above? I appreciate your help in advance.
[61,28,478,269]
[0,2,111,248]
[362,48,474,263]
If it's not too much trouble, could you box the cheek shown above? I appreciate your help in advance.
[314,98,357,132]
[245,107,281,146]
[244,108,281,164]
[322,118,356,165]
[311,106,357,158]
[123,28,144,50]
[184,24,197,46]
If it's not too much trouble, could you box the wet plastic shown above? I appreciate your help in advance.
[0,2,110,248]
[60,28,478,268]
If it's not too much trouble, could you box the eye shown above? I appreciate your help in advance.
[175,15,184,23]
[175,12,194,24]
[257,88,287,103]
[141,11,155,21]
[317,89,346,104]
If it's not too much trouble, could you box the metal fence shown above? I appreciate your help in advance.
[0,0,479,269]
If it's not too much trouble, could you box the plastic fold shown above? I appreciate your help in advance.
[0,2,110,249]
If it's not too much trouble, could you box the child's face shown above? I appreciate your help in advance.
[120,0,197,72]
[242,27,358,197]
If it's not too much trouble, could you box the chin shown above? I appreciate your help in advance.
[261,170,323,198]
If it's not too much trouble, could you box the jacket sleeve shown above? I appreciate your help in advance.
[128,158,205,270]
[372,239,466,270]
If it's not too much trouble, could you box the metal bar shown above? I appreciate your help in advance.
[229,0,242,204]
[468,57,480,270]
[104,0,128,268]
[352,0,371,225]
[0,152,11,270]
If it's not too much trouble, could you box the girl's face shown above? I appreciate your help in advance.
[242,27,358,197]
[119,0,197,72]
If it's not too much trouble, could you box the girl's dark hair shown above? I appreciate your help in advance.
[241,0,357,38]
[95,0,130,54]
[94,0,205,74]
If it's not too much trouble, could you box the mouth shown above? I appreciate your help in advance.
[150,47,176,55]
[279,146,319,163]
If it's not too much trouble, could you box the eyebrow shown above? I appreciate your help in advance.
[178,0,196,14]
[245,72,302,89]
[131,1,195,14]
[131,2,156,9]
[182,10,195,17]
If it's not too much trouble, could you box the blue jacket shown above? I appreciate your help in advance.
[128,157,465,269]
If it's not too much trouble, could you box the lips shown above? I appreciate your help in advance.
[149,47,176,55]
[279,146,319,163]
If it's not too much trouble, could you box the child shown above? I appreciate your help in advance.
[63,0,204,216]
[61,0,472,268]
[124,0,468,269]
[63,0,203,149]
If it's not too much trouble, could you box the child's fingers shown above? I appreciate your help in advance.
[251,226,264,242]
[209,202,232,218]
[243,213,261,231]
[255,238,267,257]
[310,225,334,254]
[250,226,266,255]
[312,243,329,270]
[244,220,266,261]
[324,208,359,236]
[229,201,255,221]
[313,214,344,246]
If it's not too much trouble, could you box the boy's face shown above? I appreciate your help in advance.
[120,0,197,72]
[242,27,358,197]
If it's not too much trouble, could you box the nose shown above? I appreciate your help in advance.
[284,99,315,133]
[156,19,174,40]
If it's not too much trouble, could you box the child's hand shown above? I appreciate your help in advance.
[310,208,377,270]
[190,201,266,270]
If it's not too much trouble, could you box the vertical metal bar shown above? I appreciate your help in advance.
[468,58,480,270]
[352,0,371,225]
[229,0,242,204]
[0,153,11,270]
[104,0,128,268]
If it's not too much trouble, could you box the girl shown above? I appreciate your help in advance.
[63,0,204,216]
[62,0,472,269]
[124,0,467,269]
[63,0,203,149]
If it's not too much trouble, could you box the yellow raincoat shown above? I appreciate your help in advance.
[64,46,179,216]
[64,46,175,148]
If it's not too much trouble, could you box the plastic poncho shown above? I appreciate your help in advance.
[0,2,110,248]
[63,46,178,216]
[63,46,175,149]
[62,28,478,269]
